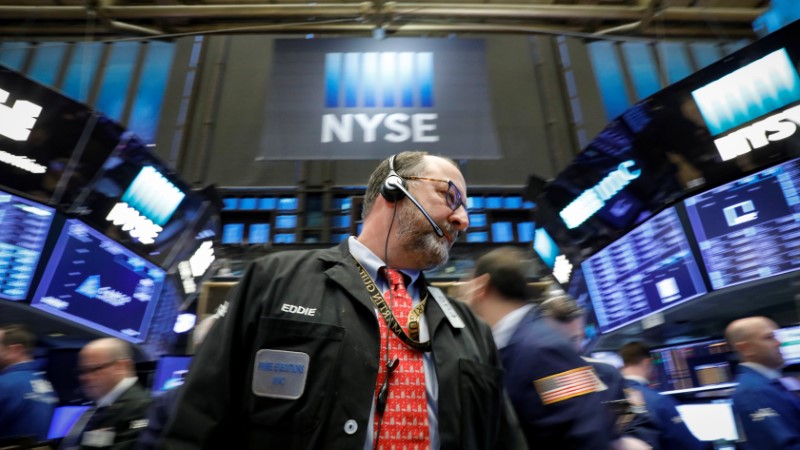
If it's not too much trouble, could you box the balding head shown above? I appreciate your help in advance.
[725,316,784,369]
[78,338,136,401]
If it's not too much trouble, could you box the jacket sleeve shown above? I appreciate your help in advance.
[505,343,610,448]
[159,261,267,450]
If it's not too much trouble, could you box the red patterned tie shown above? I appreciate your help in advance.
[373,268,431,450]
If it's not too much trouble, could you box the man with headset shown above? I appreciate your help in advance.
[160,151,526,449]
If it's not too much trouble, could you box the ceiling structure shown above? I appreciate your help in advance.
[0,0,768,40]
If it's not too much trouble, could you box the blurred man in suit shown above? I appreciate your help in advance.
[726,316,800,450]
[0,324,57,441]
[61,338,151,449]
[460,247,611,449]
[619,341,703,450]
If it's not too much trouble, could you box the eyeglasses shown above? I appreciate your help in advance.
[76,360,118,375]
[403,176,465,212]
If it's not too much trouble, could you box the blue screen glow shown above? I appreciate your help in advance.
[0,190,55,301]
[692,48,800,135]
[582,207,707,334]
[121,166,185,226]
[152,355,193,394]
[31,220,166,343]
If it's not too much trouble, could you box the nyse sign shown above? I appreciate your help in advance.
[714,104,800,161]
[0,87,47,174]
[321,113,438,143]
[261,39,499,159]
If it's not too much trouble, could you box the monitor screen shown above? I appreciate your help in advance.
[0,189,55,301]
[69,137,204,267]
[684,157,800,290]
[0,66,122,207]
[676,400,739,442]
[533,228,559,270]
[775,324,800,365]
[31,219,166,343]
[47,405,91,439]
[650,339,733,393]
[582,207,708,333]
[152,355,193,394]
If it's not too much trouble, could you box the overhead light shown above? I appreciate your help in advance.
[173,313,196,334]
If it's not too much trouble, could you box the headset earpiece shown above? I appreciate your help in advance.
[380,154,406,202]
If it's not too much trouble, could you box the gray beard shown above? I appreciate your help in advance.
[395,201,450,270]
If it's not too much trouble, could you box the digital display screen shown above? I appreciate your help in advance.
[0,189,55,300]
[70,137,203,267]
[650,339,732,393]
[491,222,513,243]
[776,324,800,365]
[31,219,166,343]
[685,158,800,290]
[47,405,91,439]
[0,66,122,207]
[582,207,708,333]
[676,400,739,442]
[152,355,193,394]
[533,228,559,270]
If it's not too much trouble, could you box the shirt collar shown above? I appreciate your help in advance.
[740,362,782,380]
[348,237,421,298]
[492,303,535,349]
[96,377,138,408]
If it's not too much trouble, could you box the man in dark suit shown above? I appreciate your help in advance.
[460,246,612,449]
[62,338,151,450]
[160,151,525,449]
[619,341,704,450]
[726,316,800,450]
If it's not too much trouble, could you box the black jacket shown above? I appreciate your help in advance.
[160,241,525,449]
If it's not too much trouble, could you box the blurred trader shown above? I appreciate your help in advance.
[60,338,152,449]
[160,151,526,449]
[726,316,800,450]
[538,296,657,450]
[619,341,704,450]
[459,246,610,449]
[135,315,218,450]
[0,324,57,441]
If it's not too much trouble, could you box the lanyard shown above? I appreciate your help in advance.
[354,259,432,352]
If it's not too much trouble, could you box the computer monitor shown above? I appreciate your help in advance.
[151,355,193,394]
[47,405,91,439]
[775,324,800,365]
[684,157,800,290]
[676,400,740,443]
[30,219,166,343]
[650,338,734,393]
[582,206,708,333]
[0,188,56,301]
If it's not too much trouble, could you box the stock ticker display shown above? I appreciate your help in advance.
[685,157,800,290]
[31,219,165,343]
[650,339,734,393]
[0,190,54,300]
[582,207,707,333]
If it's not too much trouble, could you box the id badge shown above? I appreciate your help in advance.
[81,429,115,447]
[252,349,310,400]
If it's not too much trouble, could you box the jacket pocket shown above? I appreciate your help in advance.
[459,359,503,449]
[246,317,345,432]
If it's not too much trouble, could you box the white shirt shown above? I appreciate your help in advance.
[740,362,782,381]
[491,303,535,350]
[348,237,440,450]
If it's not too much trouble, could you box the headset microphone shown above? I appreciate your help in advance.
[383,176,445,238]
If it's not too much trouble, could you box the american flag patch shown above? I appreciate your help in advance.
[533,366,602,405]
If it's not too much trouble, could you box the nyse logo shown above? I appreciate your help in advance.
[0,88,42,141]
[723,200,758,227]
[321,52,439,144]
[714,104,800,161]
